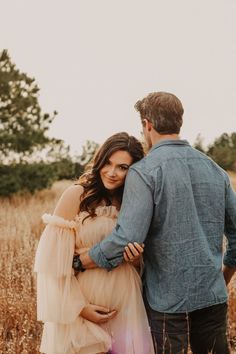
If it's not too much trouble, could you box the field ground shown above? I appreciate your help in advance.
[0,175,236,353]
[229,171,236,189]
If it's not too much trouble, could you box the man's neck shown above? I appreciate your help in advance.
[151,133,180,146]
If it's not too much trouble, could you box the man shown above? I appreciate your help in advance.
[77,92,236,353]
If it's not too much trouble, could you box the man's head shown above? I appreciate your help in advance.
[135,92,184,148]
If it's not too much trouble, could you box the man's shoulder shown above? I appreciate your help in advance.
[129,154,162,181]
[191,148,229,176]
[131,145,229,181]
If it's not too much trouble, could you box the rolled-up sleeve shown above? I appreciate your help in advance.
[89,168,154,269]
[223,180,236,267]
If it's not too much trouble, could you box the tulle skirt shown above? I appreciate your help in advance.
[40,263,154,354]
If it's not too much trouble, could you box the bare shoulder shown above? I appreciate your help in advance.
[62,184,84,198]
[53,184,84,220]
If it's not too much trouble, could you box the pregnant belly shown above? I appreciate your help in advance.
[77,263,142,311]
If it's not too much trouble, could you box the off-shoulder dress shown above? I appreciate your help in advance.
[34,202,154,354]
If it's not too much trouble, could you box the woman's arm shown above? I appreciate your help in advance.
[34,185,86,323]
[53,184,83,220]
[55,186,118,324]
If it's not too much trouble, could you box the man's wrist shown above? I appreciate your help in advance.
[72,254,86,272]
[80,250,98,269]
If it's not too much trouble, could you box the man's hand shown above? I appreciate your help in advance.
[79,251,97,269]
[80,304,117,324]
[123,242,144,267]
[73,248,96,272]
[223,265,236,286]
[77,247,90,255]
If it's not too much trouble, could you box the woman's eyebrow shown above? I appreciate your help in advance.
[118,163,130,167]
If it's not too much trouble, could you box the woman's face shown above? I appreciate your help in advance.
[100,150,133,191]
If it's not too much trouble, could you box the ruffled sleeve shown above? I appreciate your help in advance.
[34,213,87,324]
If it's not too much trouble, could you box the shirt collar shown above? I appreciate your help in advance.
[149,139,190,153]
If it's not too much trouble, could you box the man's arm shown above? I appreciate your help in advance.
[223,178,236,284]
[79,242,145,269]
[80,168,154,270]
[79,251,97,269]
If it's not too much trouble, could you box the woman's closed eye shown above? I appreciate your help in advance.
[119,165,129,171]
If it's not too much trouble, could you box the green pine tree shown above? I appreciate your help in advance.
[0,49,60,162]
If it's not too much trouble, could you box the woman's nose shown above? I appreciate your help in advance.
[107,167,116,176]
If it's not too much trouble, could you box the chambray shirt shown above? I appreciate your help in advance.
[89,139,236,313]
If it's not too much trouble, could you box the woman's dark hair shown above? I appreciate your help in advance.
[77,132,144,219]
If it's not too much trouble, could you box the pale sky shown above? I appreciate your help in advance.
[1,0,236,155]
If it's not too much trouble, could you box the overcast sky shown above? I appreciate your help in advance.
[1,0,236,154]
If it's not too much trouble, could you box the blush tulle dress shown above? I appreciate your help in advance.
[34,205,154,354]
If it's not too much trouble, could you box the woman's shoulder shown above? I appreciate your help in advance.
[53,184,84,220]
[62,184,84,198]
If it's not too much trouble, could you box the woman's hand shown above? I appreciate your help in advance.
[123,242,144,266]
[80,304,117,324]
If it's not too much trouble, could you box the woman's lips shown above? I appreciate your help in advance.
[105,177,117,183]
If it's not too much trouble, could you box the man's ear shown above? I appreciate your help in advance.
[144,119,153,132]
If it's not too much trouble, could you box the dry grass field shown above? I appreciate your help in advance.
[0,180,72,354]
[0,175,236,354]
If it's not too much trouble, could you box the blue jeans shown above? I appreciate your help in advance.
[144,297,230,354]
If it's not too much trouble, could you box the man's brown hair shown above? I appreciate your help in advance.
[135,92,184,134]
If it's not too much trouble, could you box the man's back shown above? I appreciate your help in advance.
[87,91,235,353]
[133,139,230,312]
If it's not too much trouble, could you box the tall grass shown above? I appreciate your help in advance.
[0,177,235,353]
[0,181,71,353]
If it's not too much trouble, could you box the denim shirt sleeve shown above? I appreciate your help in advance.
[223,178,236,268]
[89,168,154,270]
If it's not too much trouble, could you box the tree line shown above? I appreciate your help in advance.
[0,50,235,196]
[193,133,236,172]
[0,50,100,196]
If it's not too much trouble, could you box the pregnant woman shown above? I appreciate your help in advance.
[34,132,154,354]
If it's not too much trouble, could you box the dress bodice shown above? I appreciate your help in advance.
[75,205,119,248]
